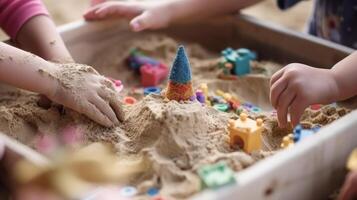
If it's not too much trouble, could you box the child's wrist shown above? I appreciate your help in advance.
[37,62,59,98]
[328,69,343,101]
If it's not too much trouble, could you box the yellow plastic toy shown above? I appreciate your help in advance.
[199,83,211,106]
[347,148,357,171]
[280,134,295,149]
[227,113,264,153]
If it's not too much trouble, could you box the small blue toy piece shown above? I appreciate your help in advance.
[219,48,257,76]
[144,86,161,96]
[146,187,159,197]
[311,125,321,133]
[198,161,236,189]
[293,125,315,143]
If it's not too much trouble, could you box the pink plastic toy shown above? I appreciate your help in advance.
[140,63,169,87]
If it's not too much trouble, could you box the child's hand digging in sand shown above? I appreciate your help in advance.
[0,0,124,127]
[0,43,123,127]
[270,52,357,128]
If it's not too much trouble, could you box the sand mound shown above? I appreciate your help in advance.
[117,94,262,198]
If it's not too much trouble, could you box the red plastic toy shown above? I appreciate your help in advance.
[140,63,169,87]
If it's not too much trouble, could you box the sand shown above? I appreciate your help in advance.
[0,35,351,199]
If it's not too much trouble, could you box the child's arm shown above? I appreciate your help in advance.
[270,51,357,128]
[0,42,123,127]
[15,15,73,63]
[84,0,262,32]
[0,0,73,63]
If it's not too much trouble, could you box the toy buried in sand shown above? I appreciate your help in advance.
[198,161,236,189]
[227,113,263,153]
[218,48,256,79]
[165,46,194,101]
[280,124,320,149]
[14,143,149,199]
[127,48,169,87]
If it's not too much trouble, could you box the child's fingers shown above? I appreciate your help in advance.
[270,74,288,109]
[130,11,155,32]
[83,5,102,20]
[110,95,125,122]
[270,68,285,86]
[276,85,296,128]
[338,172,357,200]
[81,101,113,127]
[90,96,119,126]
[289,97,307,127]
[98,87,124,122]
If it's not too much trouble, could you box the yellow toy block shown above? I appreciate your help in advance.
[280,134,295,149]
[227,113,264,153]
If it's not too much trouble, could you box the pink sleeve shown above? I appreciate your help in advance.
[0,0,49,39]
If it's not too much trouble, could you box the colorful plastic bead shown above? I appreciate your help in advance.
[120,186,138,197]
[144,87,161,96]
[123,96,137,105]
[198,162,236,189]
[310,104,322,110]
[146,187,159,197]
[196,89,206,104]
[213,104,229,112]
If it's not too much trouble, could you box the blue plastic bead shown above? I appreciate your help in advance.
[144,87,161,96]
[147,187,159,197]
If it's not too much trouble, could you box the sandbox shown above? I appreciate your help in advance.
[1,15,356,200]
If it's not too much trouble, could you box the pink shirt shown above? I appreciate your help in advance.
[0,0,49,39]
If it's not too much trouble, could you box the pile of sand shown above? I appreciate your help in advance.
[0,34,351,199]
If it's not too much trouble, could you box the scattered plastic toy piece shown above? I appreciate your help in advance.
[165,46,194,101]
[127,48,161,71]
[310,104,322,110]
[198,162,236,189]
[251,106,262,113]
[140,63,169,87]
[126,48,169,86]
[146,187,159,197]
[108,78,124,92]
[213,104,229,112]
[144,87,161,96]
[280,134,294,149]
[347,148,357,171]
[293,125,315,143]
[196,89,206,104]
[218,47,256,77]
[123,96,137,105]
[120,186,138,197]
[227,113,264,153]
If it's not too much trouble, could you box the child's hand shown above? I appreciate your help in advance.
[83,1,172,32]
[45,63,124,127]
[338,171,357,200]
[270,64,339,128]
